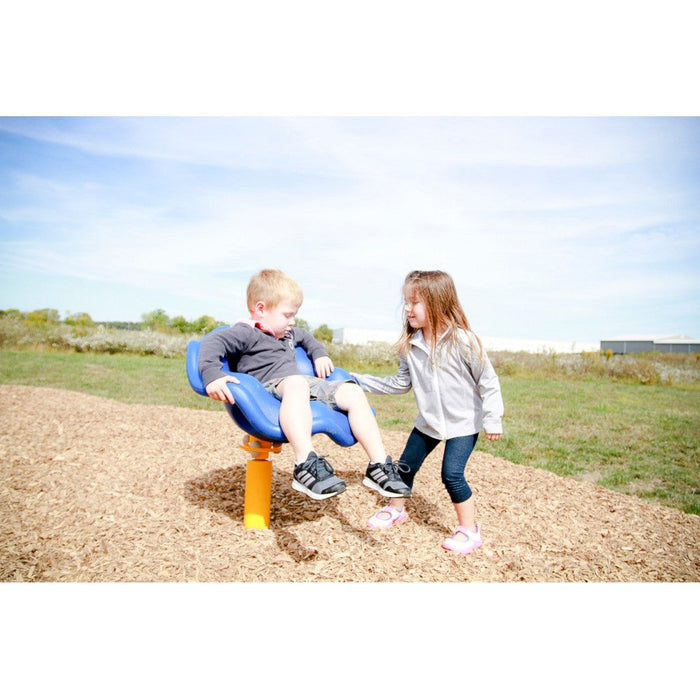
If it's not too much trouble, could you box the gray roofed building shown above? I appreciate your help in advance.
[600,335,700,354]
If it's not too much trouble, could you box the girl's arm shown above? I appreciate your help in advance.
[474,358,504,435]
[459,332,504,434]
[352,355,412,395]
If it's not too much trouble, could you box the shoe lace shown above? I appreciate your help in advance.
[382,458,403,481]
[307,454,333,480]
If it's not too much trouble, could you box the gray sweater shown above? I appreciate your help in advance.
[199,322,329,387]
[354,329,504,439]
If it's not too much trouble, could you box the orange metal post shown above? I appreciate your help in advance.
[239,435,282,530]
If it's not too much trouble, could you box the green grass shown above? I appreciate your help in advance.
[491,378,700,514]
[2,349,699,515]
[0,349,215,411]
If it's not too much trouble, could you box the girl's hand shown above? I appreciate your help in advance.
[205,376,239,404]
[314,356,335,378]
[484,432,501,441]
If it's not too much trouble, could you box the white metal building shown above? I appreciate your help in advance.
[332,328,398,345]
[332,328,599,353]
[600,335,700,354]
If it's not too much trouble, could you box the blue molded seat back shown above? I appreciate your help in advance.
[186,330,360,447]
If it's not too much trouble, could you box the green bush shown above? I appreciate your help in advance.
[487,350,698,386]
[0,314,193,358]
[1,309,698,386]
[328,342,398,374]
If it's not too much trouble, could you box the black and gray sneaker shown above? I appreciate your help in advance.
[292,452,347,500]
[363,456,412,498]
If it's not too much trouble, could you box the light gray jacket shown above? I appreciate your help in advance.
[354,329,504,440]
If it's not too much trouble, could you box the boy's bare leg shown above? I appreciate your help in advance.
[334,382,387,463]
[276,376,315,463]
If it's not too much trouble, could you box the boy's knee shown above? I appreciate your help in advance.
[342,381,363,397]
[335,381,366,406]
[278,375,310,398]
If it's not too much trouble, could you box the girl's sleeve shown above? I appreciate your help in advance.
[353,355,412,395]
[461,332,504,433]
[471,353,504,433]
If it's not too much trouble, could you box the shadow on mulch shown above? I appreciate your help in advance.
[184,464,447,564]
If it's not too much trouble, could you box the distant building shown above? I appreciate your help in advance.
[480,336,598,353]
[332,328,398,345]
[600,335,700,354]
[332,328,599,353]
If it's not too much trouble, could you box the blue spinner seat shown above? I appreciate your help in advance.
[186,329,362,447]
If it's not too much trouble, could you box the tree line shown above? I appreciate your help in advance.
[0,307,334,342]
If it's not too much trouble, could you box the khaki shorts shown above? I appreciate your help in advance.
[264,375,352,411]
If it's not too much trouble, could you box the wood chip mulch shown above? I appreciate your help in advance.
[1,385,698,582]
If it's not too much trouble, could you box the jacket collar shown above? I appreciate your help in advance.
[236,317,288,339]
[410,328,453,347]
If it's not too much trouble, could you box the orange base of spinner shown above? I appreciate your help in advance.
[239,436,282,530]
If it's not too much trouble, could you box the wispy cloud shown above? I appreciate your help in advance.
[1,117,698,340]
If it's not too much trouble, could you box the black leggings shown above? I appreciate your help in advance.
[398,427,478,504]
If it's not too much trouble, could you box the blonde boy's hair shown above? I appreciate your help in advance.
[246,269,303,311]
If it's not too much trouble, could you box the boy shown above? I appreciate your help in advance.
[199,269,410,501]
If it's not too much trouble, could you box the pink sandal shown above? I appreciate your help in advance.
[442,524,482,553]
[368,506,408,530]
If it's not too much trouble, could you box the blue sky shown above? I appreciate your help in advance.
[1,116,698,343]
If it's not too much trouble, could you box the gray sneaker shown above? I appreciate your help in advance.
[292,452,347,500]
[363,456,412,498]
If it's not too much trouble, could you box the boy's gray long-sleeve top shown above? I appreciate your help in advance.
[199,322,329,387]
[353,329,504,440]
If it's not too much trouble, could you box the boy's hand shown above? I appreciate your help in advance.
[205,376,239,404]
[314,356,335,378]
[484,432,501,441]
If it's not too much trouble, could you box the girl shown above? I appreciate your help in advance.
[353,270,504,553]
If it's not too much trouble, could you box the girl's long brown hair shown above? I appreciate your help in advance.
[395,270,483,361]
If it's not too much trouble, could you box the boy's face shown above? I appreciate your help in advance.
[258,298,300,339]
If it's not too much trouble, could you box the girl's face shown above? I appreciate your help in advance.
[404,288,428,331]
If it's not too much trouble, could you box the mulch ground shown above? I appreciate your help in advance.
[1,384,698,582]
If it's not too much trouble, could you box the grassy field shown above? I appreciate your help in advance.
[2,348,698,515]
